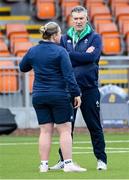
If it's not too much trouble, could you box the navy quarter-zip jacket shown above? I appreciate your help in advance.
[19,41,80,97]
[60,31,102,91]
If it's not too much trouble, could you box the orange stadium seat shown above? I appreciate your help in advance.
[0,32,5,46]
[62,0,80,4]
[6,23,27,38]
[118,16,129,34]
[115,6,129,22]
[126,34,129,54]
[16,52,27,57]
[13,41,33,56]
[0,31,3,41]
[85,0,105,9]
[85,2,105,20]
[111,2,129,15]
[0,61,18,93]
[122,20,129,37]
[85,0,104,3]
[0,41,10,57]
[10,33,29,53]
[93,14,112,23]
[6,24,29,54]
[109,0,129,5]
[67,16,73,27]
[86,3,104,10]
[36,0,56,19]
[61,0,80,23]
[102,34,122,55]
[94,18,112,33]
[97,22,118,35]
[97,22,122,55]
[90,5,111,21]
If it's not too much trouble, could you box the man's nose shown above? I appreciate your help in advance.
[76,19,81,23]
[76,20,81,24]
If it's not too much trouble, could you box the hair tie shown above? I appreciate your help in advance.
[40,26,47,33]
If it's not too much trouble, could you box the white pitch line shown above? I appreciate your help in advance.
[0,140,129,146]
[1,179,128,180]
[73,140,129,144]
[0,142,38,146]
[73,147,129,150]
[73,150,129,154]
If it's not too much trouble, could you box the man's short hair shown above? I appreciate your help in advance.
[71,6,88,14]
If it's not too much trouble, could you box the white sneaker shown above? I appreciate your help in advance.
[97,160,107,170]
[49,161,64,170]
[39,164,48,172]
[64,162,87,172]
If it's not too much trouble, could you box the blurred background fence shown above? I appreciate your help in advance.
[0,56,129,129]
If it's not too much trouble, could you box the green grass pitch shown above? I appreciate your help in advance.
[0,132,129,179]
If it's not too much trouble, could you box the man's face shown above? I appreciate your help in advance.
[71,11,88,32]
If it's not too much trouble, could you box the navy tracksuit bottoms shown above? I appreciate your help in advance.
[59,88,107,164]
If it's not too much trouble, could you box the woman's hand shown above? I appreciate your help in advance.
[74,96,81,108]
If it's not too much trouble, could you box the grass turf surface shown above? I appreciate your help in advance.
[0,133,129,179]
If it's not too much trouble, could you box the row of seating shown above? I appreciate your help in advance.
[85,0,129,55]
[0,61,18,93]
[1,60,129,94]
[0,23,35,57]
[0,60,34,93]
[0,27,128,56]
[0,2,34,93]
[31,0,129,55]
[0,27,128,57]
[0,0,129,56]
[2,0,129,22]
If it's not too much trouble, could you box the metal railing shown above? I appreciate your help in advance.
[0,56,129,108]
[0,56,129,128]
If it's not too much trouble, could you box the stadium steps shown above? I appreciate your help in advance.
[0,6,11,16]
[0,15,31,24]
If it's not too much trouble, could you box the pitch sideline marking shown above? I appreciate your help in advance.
[73,147,129,150]
[0,140,129,146]
[73,150,129,154]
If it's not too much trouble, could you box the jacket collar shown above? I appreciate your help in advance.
[67,23,93,43]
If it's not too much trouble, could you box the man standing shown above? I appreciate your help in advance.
[50,6,107,170]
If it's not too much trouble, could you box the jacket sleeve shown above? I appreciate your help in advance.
[69,35,102,67]
[19,48,32,72]
[60,35,66,48]
[60,49,81,97]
